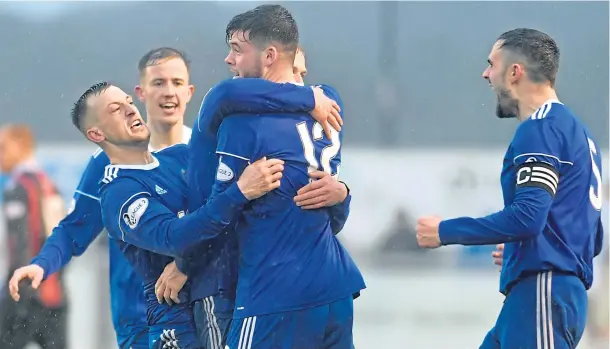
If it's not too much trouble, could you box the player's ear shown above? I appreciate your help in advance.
[134,85,145,102]
[509,63,524,83]
[185,84,195,103]
[86,127,105,144]
[263,46,279,67]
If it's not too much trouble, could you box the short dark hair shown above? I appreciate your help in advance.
[226,4,299,56]
[497,28,560,86]
[71,81,112,133]
[138,47,190,77]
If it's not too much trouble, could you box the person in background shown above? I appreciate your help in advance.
[0,124,67,349]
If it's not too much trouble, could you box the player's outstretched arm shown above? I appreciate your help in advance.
[198,79,342,141]
[29,154,106,279]
[432,121,563,247]
[101,159,283,257]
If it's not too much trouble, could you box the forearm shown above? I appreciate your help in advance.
[132,184,248,257]
[217,78,315,113]
[31,231,75,279]
[439,189,552,246]
[328,187,351,235]
[206,79,315,134]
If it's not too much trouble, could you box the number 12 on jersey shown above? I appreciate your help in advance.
[297,121,341,179]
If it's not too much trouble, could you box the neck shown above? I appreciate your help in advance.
[147,117,184,150]
[263,62,297,84]
[517,84,559,121]
[105,144,153,166]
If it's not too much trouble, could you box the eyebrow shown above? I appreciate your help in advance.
[107,95,132,107]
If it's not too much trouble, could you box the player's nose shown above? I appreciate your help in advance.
[482,68,490,79]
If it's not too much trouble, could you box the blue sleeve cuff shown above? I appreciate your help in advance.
[207,182,249,223]
[30,258,50,280]
[438,219,457,246]
[175,258,190,275]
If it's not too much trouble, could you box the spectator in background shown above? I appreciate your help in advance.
[0,124,67,349]
[380,207,426,254]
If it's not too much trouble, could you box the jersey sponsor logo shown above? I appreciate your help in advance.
[123,198,148,229]
[516,161,559,196]
[216,156,234,182]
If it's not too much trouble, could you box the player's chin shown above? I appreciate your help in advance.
[151,112,182,125]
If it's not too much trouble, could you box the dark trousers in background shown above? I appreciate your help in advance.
[0,294,67,349]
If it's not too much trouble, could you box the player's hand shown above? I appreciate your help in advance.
[311,86,342,140]
[238,157,284,200]
[155,261,188,305]
[416,216,442,249]
[8,264,44,302]
[294,171,347,209]
[492,244,504,267]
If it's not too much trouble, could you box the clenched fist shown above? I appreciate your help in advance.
[416,216,442,249]
[237,157,284,200]
[310,86,342,140]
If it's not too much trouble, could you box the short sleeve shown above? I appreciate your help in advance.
[211,116,257,197]
[512,120,566,197]
[100,178,154,242]
[215,116,257,165]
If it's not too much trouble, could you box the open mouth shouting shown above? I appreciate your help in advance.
[130,118,144,131]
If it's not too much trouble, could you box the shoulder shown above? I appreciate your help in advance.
[153,143,188,157]
[217,116,259,159]
[86,148,110,172]
[517,101,569,136]
[315,84,343,105]
[99,174,150,207]
[522,101,578,131]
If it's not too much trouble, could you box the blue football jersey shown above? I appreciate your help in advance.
[184,78,320,310]
[99,144,249,348]
[440,100,603,293]
[210,86,365,319]
[498,100,603,293]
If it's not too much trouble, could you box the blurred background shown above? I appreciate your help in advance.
[0,1,608,349]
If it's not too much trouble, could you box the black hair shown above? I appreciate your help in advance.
[71,81,111,132]
[226,4,299,56]
[497,28,560,86]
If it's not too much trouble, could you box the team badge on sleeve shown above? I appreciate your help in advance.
[216,156,234,182]
[123,197,149,229]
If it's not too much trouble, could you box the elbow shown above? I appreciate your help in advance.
[508,202,547,239]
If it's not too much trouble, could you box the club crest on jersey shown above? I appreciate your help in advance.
[217,156,234,181]
[123,197,148,229]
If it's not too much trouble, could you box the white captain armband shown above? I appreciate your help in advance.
[515,161,559,197]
